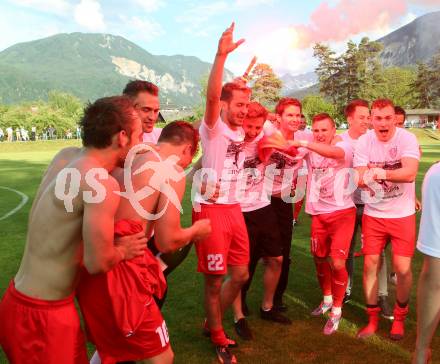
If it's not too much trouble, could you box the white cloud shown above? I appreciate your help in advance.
[235,0,274,7]
[130,16,165,41]
[175,1,229,36]
[9,0,72,16]
[133,0,165,13]
[399,11,418,26]
[74,0,106,31]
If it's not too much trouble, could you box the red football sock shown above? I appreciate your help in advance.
[210,328,229,346]
[315,259,332,297]
[293,199,304,220]
[331,266,348,307]
[390,303,409,340]
[357,306,381,338]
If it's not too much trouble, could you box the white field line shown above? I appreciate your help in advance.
[0,186,29,221]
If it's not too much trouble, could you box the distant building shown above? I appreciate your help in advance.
[405,109,440,128]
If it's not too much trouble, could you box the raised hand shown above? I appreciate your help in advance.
[217,22,245,56]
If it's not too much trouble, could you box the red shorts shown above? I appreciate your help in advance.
[362,214,416,257]
[310,207,356,259]
[78,278,169,364]
[193,204,249,275]
[0,281,88,364]
[76,219,169,363]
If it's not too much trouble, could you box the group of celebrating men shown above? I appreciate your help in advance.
[0,23,439,364]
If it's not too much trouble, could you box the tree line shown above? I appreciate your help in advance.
[0,91,83,138]
[242,38,440,125]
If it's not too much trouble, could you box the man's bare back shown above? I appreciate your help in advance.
[14,147,123,300]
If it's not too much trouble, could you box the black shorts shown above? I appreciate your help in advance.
[243,204,283,258]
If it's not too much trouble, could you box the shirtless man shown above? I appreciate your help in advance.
[77,121,211,364]
[0,96,147,364]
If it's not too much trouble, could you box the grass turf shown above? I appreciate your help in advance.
[0,133,439,364]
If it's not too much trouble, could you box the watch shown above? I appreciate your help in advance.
[299,140,309,148]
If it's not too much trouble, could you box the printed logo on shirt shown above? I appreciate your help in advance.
[226,141,245,168]
[389,146,398,159]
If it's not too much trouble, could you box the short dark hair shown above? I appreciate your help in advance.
[344,99,369,118]
[371,98,394,111]
[394,106,406,118]
[312,113,335,127]
[246,101,268,120]
[275,97,302,116]
[80,96,136,149]
[158,121,199,156]
[220,82,251,102]
[123,80,159,98]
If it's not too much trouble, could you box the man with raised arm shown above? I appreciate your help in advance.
[192,23,248,364]
[0,96,147,364]
[354,98,420,340]
[78,121,211,364]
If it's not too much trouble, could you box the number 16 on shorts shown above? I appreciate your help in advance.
[155,321,170,347]
[207,254,224,272]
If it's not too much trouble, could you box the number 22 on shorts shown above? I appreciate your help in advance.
[207,254,224,271]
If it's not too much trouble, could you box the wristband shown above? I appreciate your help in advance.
[299,140,309,148]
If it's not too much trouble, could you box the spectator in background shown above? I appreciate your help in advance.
[6,127,13,142]
[76,126,81,139]
[0,127,4,141]
[15,127,21,141]
[31,126,37,141]
[48,125,55,140]
[21,127,28,141]
[395,106,406,128]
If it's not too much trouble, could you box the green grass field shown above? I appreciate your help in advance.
[0,132,439,364]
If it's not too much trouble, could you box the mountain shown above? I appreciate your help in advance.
[378,11,440,67]
[280,71,317,95]
[0,33,233,106]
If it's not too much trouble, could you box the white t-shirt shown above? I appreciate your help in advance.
[340,130,364,205]
[194,117,245,204]
[262,125,311,197]
[417,162,440,258]
[295,130,313,177]
[239,132,270,212]
[353,128,420,218]
[305,141,355,215]
[142,127,162,144]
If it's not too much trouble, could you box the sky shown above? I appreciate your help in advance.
[0,0,439,76]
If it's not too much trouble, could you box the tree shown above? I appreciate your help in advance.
[382,67,417,108]
[191,73,209,122]
[429,52,440,108]
[302,95,338,124]
[411,62,433,108]
[249,63,283,109]
[313,38,385,113]
[313,43,342,106]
